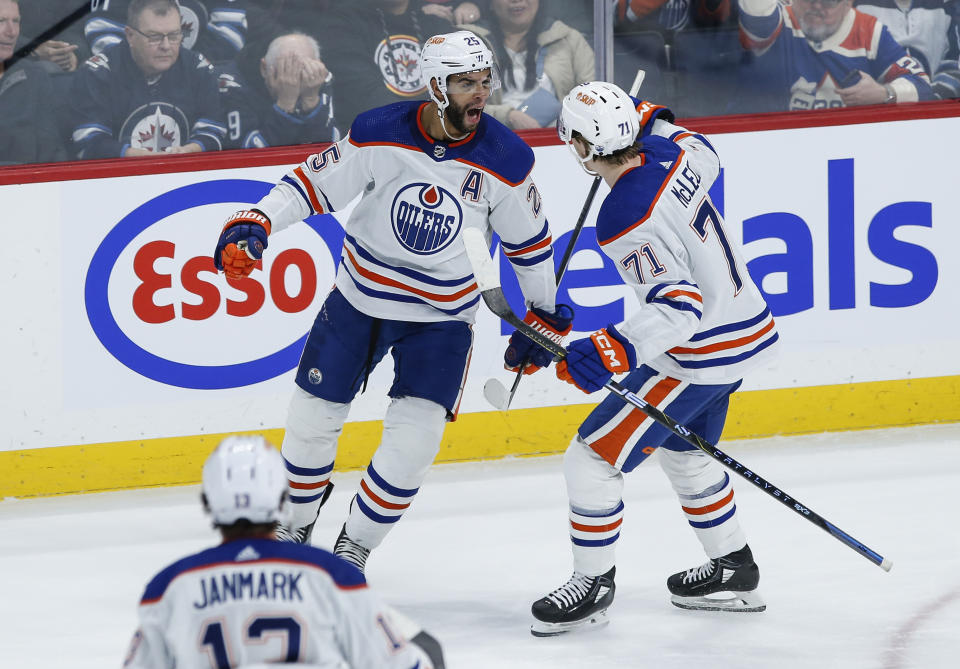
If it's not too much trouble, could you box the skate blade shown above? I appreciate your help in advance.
[670,590,766,613]
[530,610,610,637]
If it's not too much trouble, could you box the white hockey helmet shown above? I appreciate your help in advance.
[558,81,641,171]
[420,30,500,116]
[201,435,289,526]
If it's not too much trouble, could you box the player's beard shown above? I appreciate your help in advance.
[444,99,481,137]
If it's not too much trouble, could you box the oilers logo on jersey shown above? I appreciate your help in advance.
[376,35,426,96]
[120,103,189,152]
[390,183,463,254]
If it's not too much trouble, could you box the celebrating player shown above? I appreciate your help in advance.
[529,82,780,637]
[212,30,569,573]
[122,435,443,668]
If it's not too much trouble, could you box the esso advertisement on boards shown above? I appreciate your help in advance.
[84,179,344,389]
[83,143,942,390]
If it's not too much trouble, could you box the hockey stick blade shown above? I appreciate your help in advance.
[481,69,648,413]
[482,378,509,412]
[479,284,892,572]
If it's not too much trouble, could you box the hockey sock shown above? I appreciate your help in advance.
[281,388,350,528]
[564,436,625,575]
[659,449,747,558]
[345,396,446,548]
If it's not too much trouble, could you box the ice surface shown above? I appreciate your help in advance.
[1,424,958,668]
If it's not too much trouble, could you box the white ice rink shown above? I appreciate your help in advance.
[2,423,958,669]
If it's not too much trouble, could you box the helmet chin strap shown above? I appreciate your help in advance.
[435,92,469,141]
[564,140,599,177]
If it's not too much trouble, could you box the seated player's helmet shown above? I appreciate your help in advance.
[202,435,289,526]
[420,30,500,116]
[558,81,641,172]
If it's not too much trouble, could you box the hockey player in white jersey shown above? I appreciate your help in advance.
[122,435,444,668]
[528,82,780,637]
[212,30,570,572]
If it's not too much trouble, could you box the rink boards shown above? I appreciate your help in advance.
[3,113,958,497]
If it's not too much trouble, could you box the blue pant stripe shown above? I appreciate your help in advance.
[284,459,334,476]
[290,491,328,504]
[571,532,621,547]
[570,500,625,518]
[678,473,730,501]
[366,464,418,498]
[355,496,402,524]
[688,505,737,529]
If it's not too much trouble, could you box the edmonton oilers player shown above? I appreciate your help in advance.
[529,83,780,636]
[123,435,443,668]
[213,31,571,572]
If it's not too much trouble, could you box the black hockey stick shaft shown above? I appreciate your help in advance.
[478,286,892,572]
[504,176,601,405]
[500,70,648,409]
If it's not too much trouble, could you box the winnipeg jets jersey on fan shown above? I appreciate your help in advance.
[739,0,933,110]
[255,101,557,323]
[123,538,430,669]
[597,103,779,385]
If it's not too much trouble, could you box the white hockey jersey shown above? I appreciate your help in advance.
[255,101,557,323]
[597,103,779,385]
[123,538,432,669]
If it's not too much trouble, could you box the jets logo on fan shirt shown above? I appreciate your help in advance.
[121,103,189,153]
[376,35,426,96]
[390,183,463,255]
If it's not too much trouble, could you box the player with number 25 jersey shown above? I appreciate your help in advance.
[211,31,567,574]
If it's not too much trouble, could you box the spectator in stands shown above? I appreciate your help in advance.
[84,0,251,64]
[616,0,736,32]
[0,0,67,165]
[737,0,934,110]
[16,1,89,73]
[317,0,454,129]
[219,30,337,149]
[423,0,485,24]
[854,0,960,99]
[69,0,226,159]
[462,0,594,129]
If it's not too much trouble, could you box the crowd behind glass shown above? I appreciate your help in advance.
[1,0,957,167]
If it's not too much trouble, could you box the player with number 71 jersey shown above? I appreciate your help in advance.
[529,82,778,637]
[593,98,778,386]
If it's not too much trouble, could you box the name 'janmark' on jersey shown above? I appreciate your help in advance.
[192,569,304,610]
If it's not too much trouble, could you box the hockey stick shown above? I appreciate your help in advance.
[463,227,892,572]
[483,69,647,412]
[482,176,601,411]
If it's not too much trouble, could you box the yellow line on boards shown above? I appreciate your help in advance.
[2,376,958,498]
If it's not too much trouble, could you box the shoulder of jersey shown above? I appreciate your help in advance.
[140,539,366,604]
[596,135,683,245]
[349,103,534,185]
[349,101,424,146]
[464,114,534,186]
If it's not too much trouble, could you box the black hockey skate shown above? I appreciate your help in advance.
[333,524,371,573]
[275,482,334,544]
[667,544,765,612]
[530,567,616,637]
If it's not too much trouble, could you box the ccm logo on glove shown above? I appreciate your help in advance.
[556,325,636,394]
[591,330,631,372]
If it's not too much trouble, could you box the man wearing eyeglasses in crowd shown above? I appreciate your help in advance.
[69,0,226,159]
[737,0,934,111]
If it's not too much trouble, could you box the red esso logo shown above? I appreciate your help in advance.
[132,241,318,323]
[107,211,335,370]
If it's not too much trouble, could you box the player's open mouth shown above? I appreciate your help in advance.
[467,106,483,123]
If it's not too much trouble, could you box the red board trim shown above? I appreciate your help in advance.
[2,100,957,186]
